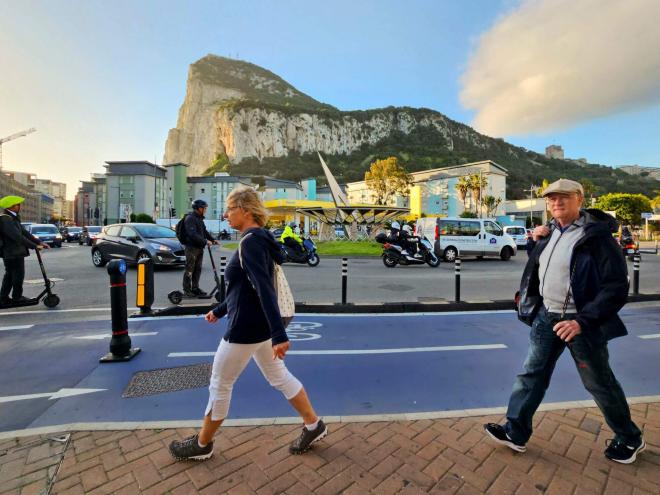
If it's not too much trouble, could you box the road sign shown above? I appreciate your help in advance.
[642,212,653,219]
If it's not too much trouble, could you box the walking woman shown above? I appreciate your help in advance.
[169,187,327,461]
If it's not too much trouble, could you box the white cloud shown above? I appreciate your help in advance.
[460,0,660,136]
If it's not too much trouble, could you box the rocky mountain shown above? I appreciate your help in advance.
[164,55,658,198]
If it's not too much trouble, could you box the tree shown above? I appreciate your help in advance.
[481,195,502,217]
[581,179,600,202]
[455,176,470,210]
[469,173,488,214]
[594,193,652,226]
[535,179,550,198]
[130,213,156,223]
[364,157,412,205]
[651,195,660,212]
[459,211,478,218]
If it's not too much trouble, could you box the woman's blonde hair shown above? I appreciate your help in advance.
[227,187,270,227]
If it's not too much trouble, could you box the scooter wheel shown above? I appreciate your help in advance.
[383,256,398,268]
[168,291,183,305]
[307,254,320,267]
[43,294,60,308]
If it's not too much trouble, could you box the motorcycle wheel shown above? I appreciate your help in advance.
[307,254,320,267]
[382,255,398,268]
[426,253,441,267]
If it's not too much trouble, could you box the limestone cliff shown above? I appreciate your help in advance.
[164,55,659,198]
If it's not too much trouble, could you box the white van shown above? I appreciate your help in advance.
[415,217,517,262]
[503,225,528,249]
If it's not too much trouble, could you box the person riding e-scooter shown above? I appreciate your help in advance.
[0,196,50,305]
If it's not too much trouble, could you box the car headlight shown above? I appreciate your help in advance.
[33,235,40,239]
[150,243,171,252]
[55,234,62,239]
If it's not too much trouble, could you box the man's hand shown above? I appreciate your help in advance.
[553,320,581,342]
[207,240,213,247]
[213,240,220,245]
[532,225,550,242]
[42,243,50,249]
[272,341,290,360]
[205,311,218,323]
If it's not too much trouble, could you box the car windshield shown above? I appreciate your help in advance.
[32,226,58,234]
[68,227,82,233]
[88,227,102,233]
[135,225,176,239]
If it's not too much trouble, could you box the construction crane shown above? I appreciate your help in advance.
[0,128,37,171]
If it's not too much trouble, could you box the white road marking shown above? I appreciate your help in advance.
[0,325,34,332]
[74,332,158,340]
[168,344,507,358]
[0,388,106,404]
[3,393,660,440]
[639,333,660,339]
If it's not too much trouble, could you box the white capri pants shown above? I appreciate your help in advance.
[205,338,303,420]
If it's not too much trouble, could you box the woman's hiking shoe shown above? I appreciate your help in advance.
[483,423,527,453]
[169,434,214,461]
[604,438,645,464]
[289,420,328,454]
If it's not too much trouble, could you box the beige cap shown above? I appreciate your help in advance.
[541,179,584,197]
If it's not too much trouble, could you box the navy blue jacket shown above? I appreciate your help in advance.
[521,209,628,344]
[183,211,215,249]
[212,227,288,345]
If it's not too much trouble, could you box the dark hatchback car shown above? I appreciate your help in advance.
[79,226,103,246]
[28,224,63,247]
[63,226,83,242]
[91,223,185,267]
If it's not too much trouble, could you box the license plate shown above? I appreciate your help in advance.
[627,249,635,254]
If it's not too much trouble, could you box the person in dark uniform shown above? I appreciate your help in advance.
[0,196,50,305]
[181,199,217,297]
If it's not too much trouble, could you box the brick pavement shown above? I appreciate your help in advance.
[1,403,658,494]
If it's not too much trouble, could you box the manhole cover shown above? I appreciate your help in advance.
[378,284,414,292]
[123,363,211,398]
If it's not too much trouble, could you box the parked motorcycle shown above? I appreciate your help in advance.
[375,232,440,267]
[281,237,320,267]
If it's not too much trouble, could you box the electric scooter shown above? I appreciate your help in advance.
[167,244,224,305]
[0,248,60,309]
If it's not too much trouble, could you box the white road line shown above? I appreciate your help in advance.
[3,393,659,440]
[639,333,660,339]
[0,325,34,332]
[74,332,159,340]
[168,344,507,358]
[0,388,106,404]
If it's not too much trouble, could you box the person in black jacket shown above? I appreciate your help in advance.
[484,179,645,464]
[0,196,50,305]
[181,199,218,297]
[169,187,327,461]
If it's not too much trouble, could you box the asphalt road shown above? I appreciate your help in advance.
[2,242,659,323]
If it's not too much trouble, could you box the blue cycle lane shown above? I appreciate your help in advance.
[1,306,659,436]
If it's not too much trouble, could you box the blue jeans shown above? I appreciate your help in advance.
[505,308,641,445]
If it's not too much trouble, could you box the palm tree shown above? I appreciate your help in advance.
[455,176,470,212]
[469,173,488,215]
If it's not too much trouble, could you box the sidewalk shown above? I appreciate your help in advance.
[2,403,658,495]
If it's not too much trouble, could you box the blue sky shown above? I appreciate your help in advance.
[1,0,658,199]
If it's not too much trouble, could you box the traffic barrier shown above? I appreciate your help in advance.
[341,258,348,305]
[454,258,461,303]
[632,254,640,295]
[136,258,154,315]
[219,256,227,303]
[100,260,141,363]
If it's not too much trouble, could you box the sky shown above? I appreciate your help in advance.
[1,0,658,200]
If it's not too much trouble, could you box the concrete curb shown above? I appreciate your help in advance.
[130,292,660,318]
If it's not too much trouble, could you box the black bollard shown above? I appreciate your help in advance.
[219,256,227,303]
[632,254,640,295]
[341,258,348,305]
[100,260,141,363]
[136,258,154,315]
[454,258,461,303]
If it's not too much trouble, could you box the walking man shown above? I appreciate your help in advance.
[0,196,50,305]
[179,199,217,297]
[484,179,645,464]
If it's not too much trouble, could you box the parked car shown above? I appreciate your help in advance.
[79,226,103,246]
[415,217,517,261]
[503,226,528,249]
[91,223,185,267]
[28,224,63,248]
[63,226,83,242]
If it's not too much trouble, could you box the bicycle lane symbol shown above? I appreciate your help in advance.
[287,322,322,341]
